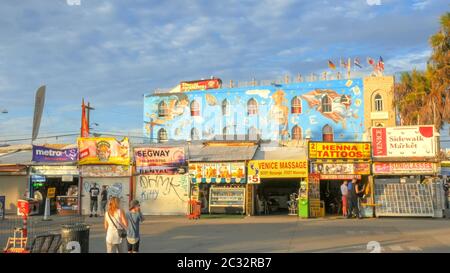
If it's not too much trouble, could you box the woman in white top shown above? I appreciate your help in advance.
[104,197,128,253]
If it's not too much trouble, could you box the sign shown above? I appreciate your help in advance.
[134,147,185,175]
[0,196,5,220]
[309,142,371,159]
[62,175,73,182]
[180,78,222,92]
[372,126,436,158]
[47,187,56,198]
[370,112,389,120]
[189,162,246,183]
[78,137,130,165]
[373,162,436,175]
[311,163,371,175]
[31,166,79,176]
[247,160,308,180]
[32,145,78,162]
[80,165,131,177]
[31,175,46,183]
[136,175,190,215]
[320,175,362,180]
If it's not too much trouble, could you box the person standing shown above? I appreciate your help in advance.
[100,185,108,216]
[126,200,144,253]
[104,197,128,253]
[347,178,361,219]
[355,180,366,218]
[89,183,100,217]
[340,181,349,217]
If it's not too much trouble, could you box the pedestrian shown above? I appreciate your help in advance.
[340,181,348,217]
[126,200,144,253]
[89,183,100,217]
[100,185,108,216]
[347,178,361,219]
[104,196,128,253]
[355,180,366,218]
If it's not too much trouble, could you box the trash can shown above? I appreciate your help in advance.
[60,223,90,253]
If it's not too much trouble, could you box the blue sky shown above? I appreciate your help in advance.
[0,0,447,144]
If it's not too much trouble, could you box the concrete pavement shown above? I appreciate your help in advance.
[83,215,450,253]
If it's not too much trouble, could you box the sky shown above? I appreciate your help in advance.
[0,0,447,144]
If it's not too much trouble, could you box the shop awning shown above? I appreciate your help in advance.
[252,142,307,160]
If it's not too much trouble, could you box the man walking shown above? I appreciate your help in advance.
[100,185,108,216]
[89,183,100,217]
[347,178,361,219]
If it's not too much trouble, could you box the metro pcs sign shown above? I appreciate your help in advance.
[371,126,436,158]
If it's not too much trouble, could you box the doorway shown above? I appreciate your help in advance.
[320,180,343,216]
[255,179,300,215]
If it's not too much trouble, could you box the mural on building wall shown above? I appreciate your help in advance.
[143,79,364,142]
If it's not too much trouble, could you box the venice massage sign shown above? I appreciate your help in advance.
[372,126,436,158]
[309,142,371,159]
[247,160,308,183]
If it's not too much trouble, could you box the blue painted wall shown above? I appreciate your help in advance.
[143,79,365,142]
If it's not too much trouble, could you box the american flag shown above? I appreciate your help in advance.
[378,56,385,71]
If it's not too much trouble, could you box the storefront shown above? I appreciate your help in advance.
[308,141,373,217]
[78,137,131,215]
[0,164,29,214]
[134,146,189,215]
[371,126,441,217]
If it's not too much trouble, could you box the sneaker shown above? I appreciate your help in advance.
[89,214,93,217]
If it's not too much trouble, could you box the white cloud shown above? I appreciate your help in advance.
[412,0,431,10]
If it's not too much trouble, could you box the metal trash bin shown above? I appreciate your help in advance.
[60,223,90,253]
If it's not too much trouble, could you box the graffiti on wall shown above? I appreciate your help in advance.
[83,181,124,198]
[143,79,365,142]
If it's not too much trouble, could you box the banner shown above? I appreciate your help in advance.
[189,162,246,183]
[134,147,185,175]
[311,163,370,175]
[78,137,130,165]
[32,145,78,162]
[247,160,308,182]
[180,78,222,92]
[309,142,371,159]
[373,162,436,175]
[32,85,46,141]
[31,166,79,176]
[80,165,131,177]
[372,126,436,158]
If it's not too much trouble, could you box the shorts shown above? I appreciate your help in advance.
[127,239,140,252]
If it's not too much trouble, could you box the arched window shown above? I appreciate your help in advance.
[247,98,258,115]
[374,94,383,111]
[322,124,334,142]
[292,125,302,141]
[190,100,200,116]
[158,101,168,117]
[158,128,168,143]
[222,99,230,116]
[291,97,302,114]
[321,95,332,113]
[191,127,199,140]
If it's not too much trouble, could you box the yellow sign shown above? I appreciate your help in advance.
[47,187,56,198]
[247,160,308,182]
[309,142,371,159]
[78,137,130,165]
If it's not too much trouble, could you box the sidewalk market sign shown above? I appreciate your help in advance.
[247,160,308,183]
[32,145,78,162]
[78,137,130,165]
[309,142,371,160]
[80,165,131,177]
[371,126,436,158]
[373,162,437,175]
[134,147,185,175]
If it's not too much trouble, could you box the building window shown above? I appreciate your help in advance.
[190,100,200,116]
[291,97,302,114]
[158,128,168,143]
[374,94,383,112]
[158,101,168,117]
[292,125,302,141]
[222,99,230,116]
[322,124,333,142]
[247,98,258,115]
[191,128,199,140]
[321,95,332,113]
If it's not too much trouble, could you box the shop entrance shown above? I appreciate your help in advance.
[320,180,344,216]
[255,179,300,215]
[31,176,79,214]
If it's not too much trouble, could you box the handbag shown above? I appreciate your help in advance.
[107,211,127,239]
